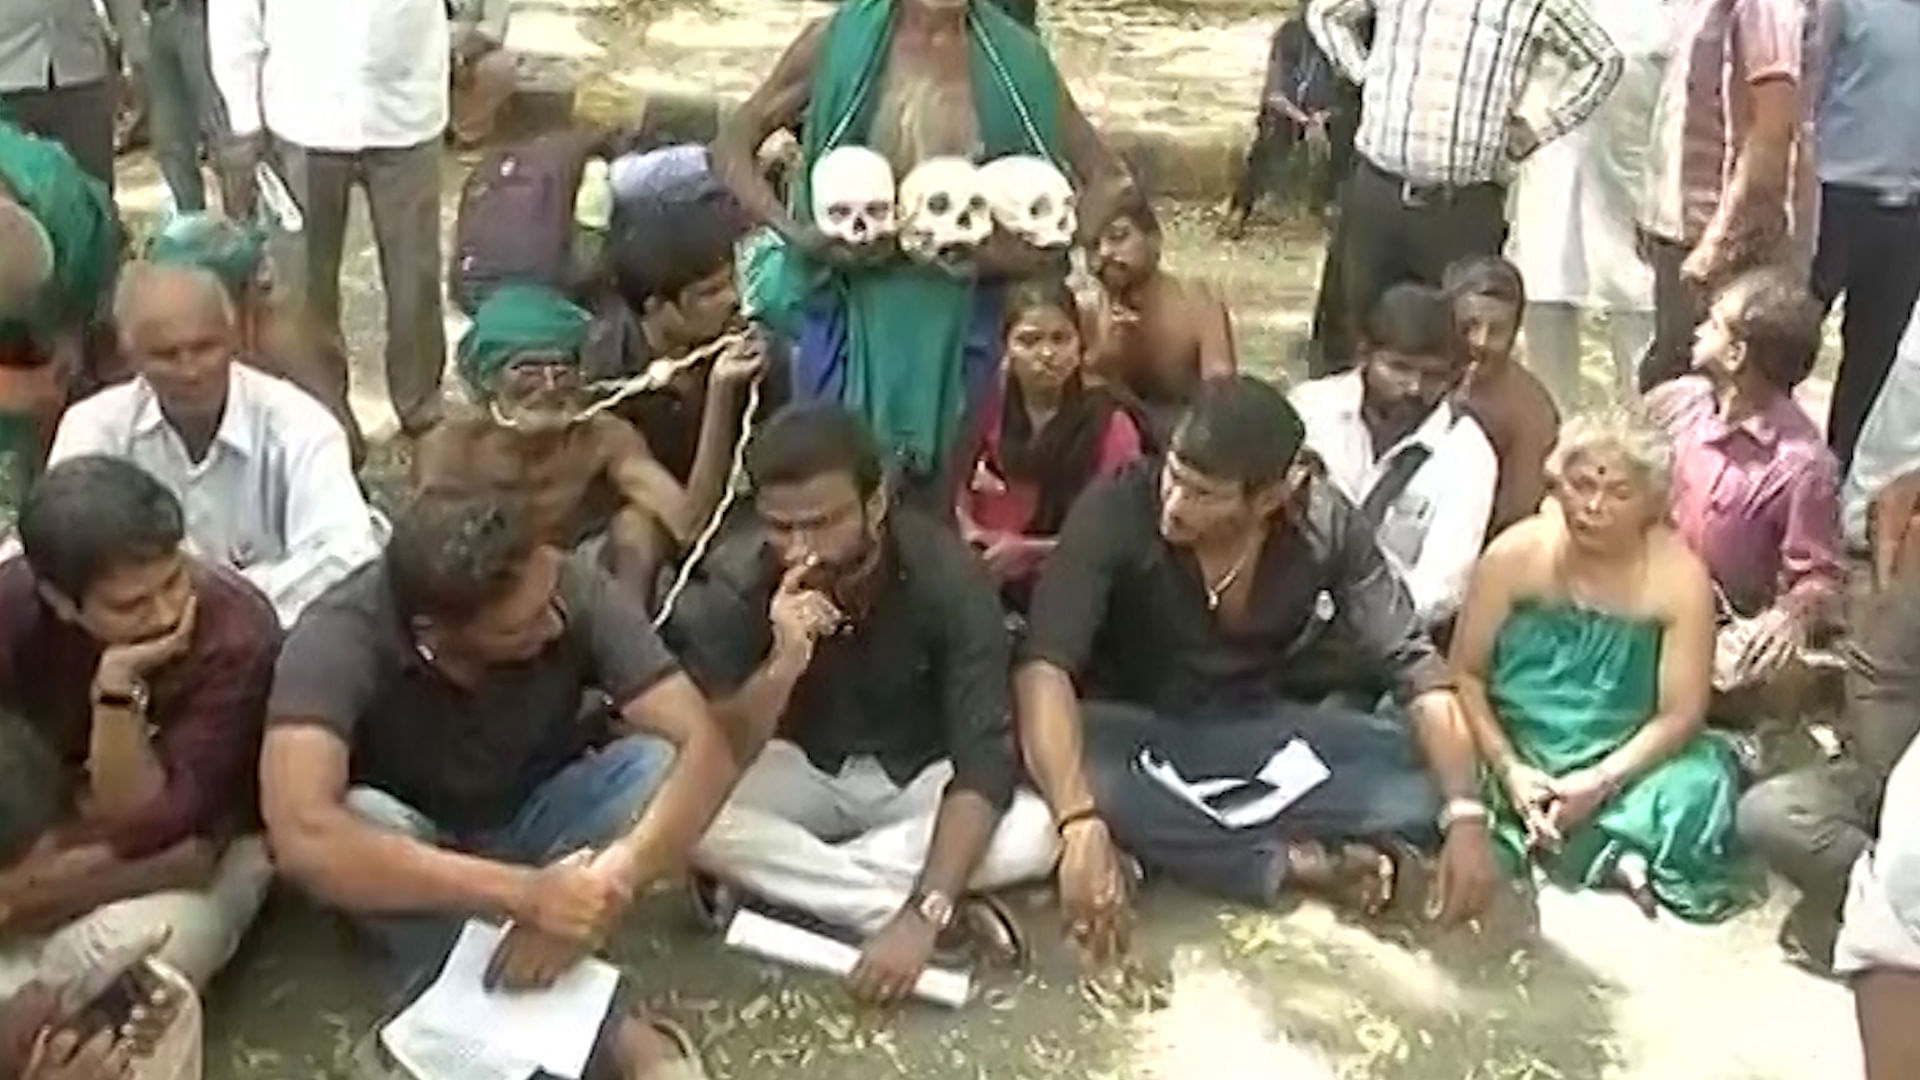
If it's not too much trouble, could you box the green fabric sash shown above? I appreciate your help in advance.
[770,0,1065,472]
[1483,602,1760,922]
[0,121,118,351]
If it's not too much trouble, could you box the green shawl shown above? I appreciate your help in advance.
[0,121,118,351]
[778,0,1065,472]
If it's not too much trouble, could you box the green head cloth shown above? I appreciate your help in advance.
[457,284,593,396]
[144,212,268,299]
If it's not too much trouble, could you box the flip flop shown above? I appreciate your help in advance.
[643,1016,709,1080]
[960,894,1031,970]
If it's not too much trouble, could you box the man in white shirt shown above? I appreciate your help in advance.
[207,0,448,436]
[48,260,381,626]
[1844,301,1920,560]
[1290,282,1497,629]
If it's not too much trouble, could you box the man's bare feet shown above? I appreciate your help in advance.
[1285,839,1399,917]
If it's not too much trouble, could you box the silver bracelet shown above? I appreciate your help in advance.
[1438,797,1490,833]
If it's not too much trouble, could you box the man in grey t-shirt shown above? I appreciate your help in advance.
[260,491,734,1078]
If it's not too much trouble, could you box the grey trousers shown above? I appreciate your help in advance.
[272,136,446,434]
[144,0,227,212]
[1736,760,1880,918]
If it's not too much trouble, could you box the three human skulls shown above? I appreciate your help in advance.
[810,146,898,246]
[978,155,1077,248]
[898,156,993,263]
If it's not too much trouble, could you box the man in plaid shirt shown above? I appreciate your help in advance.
[1308,0,1621,366]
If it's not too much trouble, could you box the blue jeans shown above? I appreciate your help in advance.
[346,734,675,983]
[1081,699,1440,905]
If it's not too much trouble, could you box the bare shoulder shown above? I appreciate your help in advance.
[1481,512,1561,586]
[1645,526,1716,620]
[1511,364,1561,434]
[586,413,652,462]
[414,411,486,474]
[765,19,830,91]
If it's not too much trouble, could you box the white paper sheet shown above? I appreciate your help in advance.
[1138,738,1331,829]
[723,908,973,1008]
[380,920,620,1080]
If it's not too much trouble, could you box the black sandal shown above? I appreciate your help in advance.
[643,1015,708,1080]
[960,894,1031,970]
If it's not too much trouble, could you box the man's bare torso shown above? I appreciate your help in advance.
[1462,359,1559,535]
[871,29,982,175]
[418,409,613,543]
[1088,276,1222,404]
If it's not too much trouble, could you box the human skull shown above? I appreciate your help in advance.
[978,155,1077,249]
[810,146,898,246]
[898,157,993,263]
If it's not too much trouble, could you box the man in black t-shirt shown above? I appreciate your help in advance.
[665,404,1055,1004]
[260,491,734,1078]
[1014,377,1500,963]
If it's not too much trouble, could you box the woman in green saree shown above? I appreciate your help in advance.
[1451,406,1757,921]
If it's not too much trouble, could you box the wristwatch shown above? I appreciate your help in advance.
[1438,797,1489,834]
[911,889,956,930]
[93,681,150,714]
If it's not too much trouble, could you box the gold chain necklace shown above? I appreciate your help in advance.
[1203,535,1262,611]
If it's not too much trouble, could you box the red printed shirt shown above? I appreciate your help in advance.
[1639,0,1823,255]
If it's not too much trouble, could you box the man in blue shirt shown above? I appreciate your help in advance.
[1811,0,1920,473]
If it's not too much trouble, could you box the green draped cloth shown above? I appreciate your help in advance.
[0,121,116,537]
[0,120,117,352]
[1484,602,1759,922]
[456,283,593,396]
[767,0,1064,472]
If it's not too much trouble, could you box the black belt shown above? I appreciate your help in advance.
[1358,155,1500,208]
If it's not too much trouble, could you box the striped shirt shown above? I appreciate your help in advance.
[1309,0,1622,187]
[1638,0,1821,252]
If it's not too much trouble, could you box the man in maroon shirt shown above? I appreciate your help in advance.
[0,455,279,997]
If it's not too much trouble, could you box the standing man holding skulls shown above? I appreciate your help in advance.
[712,0,1132,507]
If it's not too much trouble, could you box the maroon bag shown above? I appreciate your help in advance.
[449,129,609,315]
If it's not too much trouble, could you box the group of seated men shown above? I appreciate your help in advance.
[3,62,1920,1080]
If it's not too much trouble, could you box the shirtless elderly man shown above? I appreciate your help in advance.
[712,0,1131,502]
[416,285,763,600]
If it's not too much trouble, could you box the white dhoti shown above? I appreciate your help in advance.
[1508,0,1673,410]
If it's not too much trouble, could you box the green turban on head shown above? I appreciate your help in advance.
[457,283,593,396]
[144,212,267,299]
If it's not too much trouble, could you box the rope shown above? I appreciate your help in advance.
[487,330,753,431]
[651,370,764,630]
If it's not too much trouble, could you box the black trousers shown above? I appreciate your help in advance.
[1812,184,1920,474]
[1635,233,1702,393]
[1330,157,1506,371]
[0,78,117,193]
